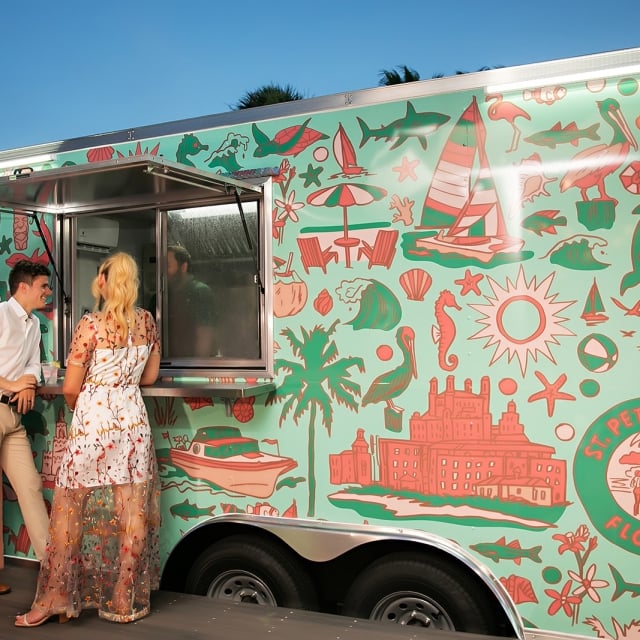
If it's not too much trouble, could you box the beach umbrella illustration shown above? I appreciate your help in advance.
[307,182,387,267]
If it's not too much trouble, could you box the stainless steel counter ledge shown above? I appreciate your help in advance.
[39,379,276,399]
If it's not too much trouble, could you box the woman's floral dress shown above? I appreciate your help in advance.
[31,309,161,623]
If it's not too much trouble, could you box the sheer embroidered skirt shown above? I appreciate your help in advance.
[31,478,160,623]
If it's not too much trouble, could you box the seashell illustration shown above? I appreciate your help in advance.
[314,288,333,316]
[499,574,538,605]
[87,146,115,163]
[399,268,432,301]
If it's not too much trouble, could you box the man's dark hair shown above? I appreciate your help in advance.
[168,244,191,270]
[9,260,51,295]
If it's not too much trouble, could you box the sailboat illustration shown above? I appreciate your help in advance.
[581,278,608,325]
[333,123,364,176]
[416,97,524,263]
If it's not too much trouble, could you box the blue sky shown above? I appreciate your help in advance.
[1,0,638,152]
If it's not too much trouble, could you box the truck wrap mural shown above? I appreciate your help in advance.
[2,48,640,638]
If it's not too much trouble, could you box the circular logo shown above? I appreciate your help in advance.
[574,399,640,553]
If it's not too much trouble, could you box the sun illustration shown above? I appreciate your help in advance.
[469,266,575,375]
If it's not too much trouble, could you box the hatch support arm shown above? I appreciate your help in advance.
[233,188,264,295]
[29,211,71,310]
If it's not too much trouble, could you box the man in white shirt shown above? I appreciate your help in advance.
[0,260,52,595]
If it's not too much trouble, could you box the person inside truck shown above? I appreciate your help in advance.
[15,252,161,627]
[163,244,217,358]
[0,260,52,597]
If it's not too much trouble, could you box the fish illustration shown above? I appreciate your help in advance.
[470,537,542,565]
[521,209,567,236]
[610,563,640,600]
[357,101,450,150]
[170,499,216,521]
[524,121,600,149]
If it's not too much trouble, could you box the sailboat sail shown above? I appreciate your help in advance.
[581,279,608,325]
[416,97,524,261]
[333,124,363,176]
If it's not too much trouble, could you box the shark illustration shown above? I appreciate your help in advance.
[357,101,450,150]
[470,537,542,565]
[610,563,640,600]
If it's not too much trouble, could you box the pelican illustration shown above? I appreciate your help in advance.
[362,326,417,413]
[560,98,638,204]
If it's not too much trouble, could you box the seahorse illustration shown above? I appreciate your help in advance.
[432,290,461,371]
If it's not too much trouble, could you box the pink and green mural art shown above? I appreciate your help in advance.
[3,66,640,635]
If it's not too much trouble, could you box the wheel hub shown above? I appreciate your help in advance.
[370,592,455,630]
[206,570,277,606]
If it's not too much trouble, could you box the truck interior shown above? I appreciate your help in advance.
[0,155,273,376]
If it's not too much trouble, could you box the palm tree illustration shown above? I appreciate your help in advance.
[268,320,364,517]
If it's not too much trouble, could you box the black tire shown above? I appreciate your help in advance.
[343,553,500,634]
[185,535,318,609]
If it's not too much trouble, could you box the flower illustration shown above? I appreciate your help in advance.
[545,580,581,617]
[549,524,604,625]
[552,531,586,554]
[274,190,303,224]
[272,207,285,244]
[567,564,609,603]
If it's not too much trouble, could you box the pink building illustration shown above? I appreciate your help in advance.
[331,376,566,507]
[40,407,68,489]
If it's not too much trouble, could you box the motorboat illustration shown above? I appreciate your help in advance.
[169,426,297,498]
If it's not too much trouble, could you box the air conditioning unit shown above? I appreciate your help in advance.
[77,217,119,250]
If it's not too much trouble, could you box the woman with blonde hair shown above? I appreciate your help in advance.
[16,252,161,626]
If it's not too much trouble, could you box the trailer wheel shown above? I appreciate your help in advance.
[185,535,317,609]
[343,553,500,634]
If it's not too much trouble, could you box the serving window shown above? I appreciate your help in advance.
[0,155,273,378]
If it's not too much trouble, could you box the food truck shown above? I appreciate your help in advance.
[2,46,640,639]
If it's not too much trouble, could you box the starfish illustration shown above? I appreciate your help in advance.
[528,371,576,417]
[392,156,419,182]
[299,163,323,188]
[455,269,484,296]
[0,235,12,255]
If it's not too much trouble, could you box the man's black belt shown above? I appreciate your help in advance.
[0,394,13,405]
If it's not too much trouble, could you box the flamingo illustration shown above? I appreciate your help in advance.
[485,93,531,152]
[362,326,417,413]
[560,99,638,204]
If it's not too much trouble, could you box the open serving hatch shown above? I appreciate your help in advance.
[0,155,262,215]
[0,155,275,396]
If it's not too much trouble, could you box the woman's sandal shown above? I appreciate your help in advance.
[14,611,70,627]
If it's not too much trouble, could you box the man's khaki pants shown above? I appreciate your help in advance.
[0,404,49,562]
